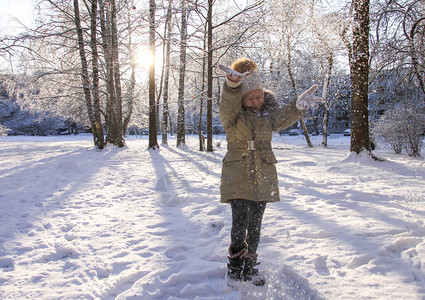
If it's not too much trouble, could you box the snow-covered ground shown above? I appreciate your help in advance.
[0,134,424,300]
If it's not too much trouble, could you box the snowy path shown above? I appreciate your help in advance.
[0,135,424,299]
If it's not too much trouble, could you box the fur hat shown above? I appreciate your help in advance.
[241,71,263,97]
[231,57,258,73]
[230,58,263,97]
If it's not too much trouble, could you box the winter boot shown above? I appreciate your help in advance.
[226,245,248,286]
[243,253,266,286]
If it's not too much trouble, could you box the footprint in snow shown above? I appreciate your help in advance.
[206,206,226,216]
[383,237,422,255]
[240,263,324,300]
[208,221,224,235]
[347,254,375,269]
[38,242,80,262]
[16,220,32,234]
[0,257,14,271]
[314,255,330,276]
[164,245,192,259]
[60,224,74,233]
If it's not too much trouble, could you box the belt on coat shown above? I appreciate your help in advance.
[227,141,272,151]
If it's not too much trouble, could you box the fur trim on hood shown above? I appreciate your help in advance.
[260,90,280,113]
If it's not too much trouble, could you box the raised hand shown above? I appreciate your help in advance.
[218,64,251,83]
[296,84,323,110]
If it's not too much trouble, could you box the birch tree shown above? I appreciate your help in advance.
[89,0,105,148]
[268,0,313,147]
[309,6,346,147]
[148,0,158,149]
[73,0,104,149]
[177,0,188,147]
[2,0,143,149]
[161,0,173,144]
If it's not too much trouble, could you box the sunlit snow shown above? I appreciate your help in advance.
[0,134,424,299]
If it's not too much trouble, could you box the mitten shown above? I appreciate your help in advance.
[296,84,323,110]
[218,64,251,85]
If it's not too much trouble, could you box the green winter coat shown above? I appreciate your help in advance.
[219,82,304,203]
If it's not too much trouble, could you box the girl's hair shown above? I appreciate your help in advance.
[231,58,258,73]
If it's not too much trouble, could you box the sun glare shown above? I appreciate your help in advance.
[134,49,154,69]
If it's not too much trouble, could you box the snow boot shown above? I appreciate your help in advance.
[243,253,266,286]
[226,245,248,287]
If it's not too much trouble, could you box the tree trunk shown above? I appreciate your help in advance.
[162,0,172,145]
[410,16,425,99]
[123,58,136,136]
[322,107,330,146]
[100,0,124,147]
[198,27,208,151]
[285,35,313,147]
[148,0,158,149]
[350,0,372,154]
[123,2,137,136]
[104,8,116,145]
[90,0,104,149]
[321,53,333,148]
[73,0,100,149]
[177,0,187,147]
[109,0,124,147]
[99,0,111,133]
[206,0,213,152]
[99,0,115,147]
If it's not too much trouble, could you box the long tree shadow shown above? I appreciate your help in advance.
[0,142,119,258]
[148,148,193,207]
[278,170,425,219]
[144,146,327,299]
[273,169,425,284]
[165,145,223,179]
[127,149,228,298]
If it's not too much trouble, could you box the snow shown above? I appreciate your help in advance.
[0,134,424,299]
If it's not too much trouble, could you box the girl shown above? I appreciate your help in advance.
[219,58,320,286]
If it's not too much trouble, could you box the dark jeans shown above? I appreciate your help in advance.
[230,199,267,255]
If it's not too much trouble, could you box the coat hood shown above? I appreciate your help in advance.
[260,90,280,113]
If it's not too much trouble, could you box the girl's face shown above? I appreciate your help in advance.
[243,89,264,112]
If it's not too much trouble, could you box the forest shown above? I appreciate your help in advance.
[0,0,424,155]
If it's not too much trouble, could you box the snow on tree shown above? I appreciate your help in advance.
[372,107,425,157]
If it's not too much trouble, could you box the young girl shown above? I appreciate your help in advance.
[219,58,320,286]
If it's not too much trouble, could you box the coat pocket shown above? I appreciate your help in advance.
[257,151,279,201]
[261,151,277,164]
[222,151,248,162]
[221,151,250,196]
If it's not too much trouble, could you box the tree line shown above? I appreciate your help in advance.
[0,0,423,156]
